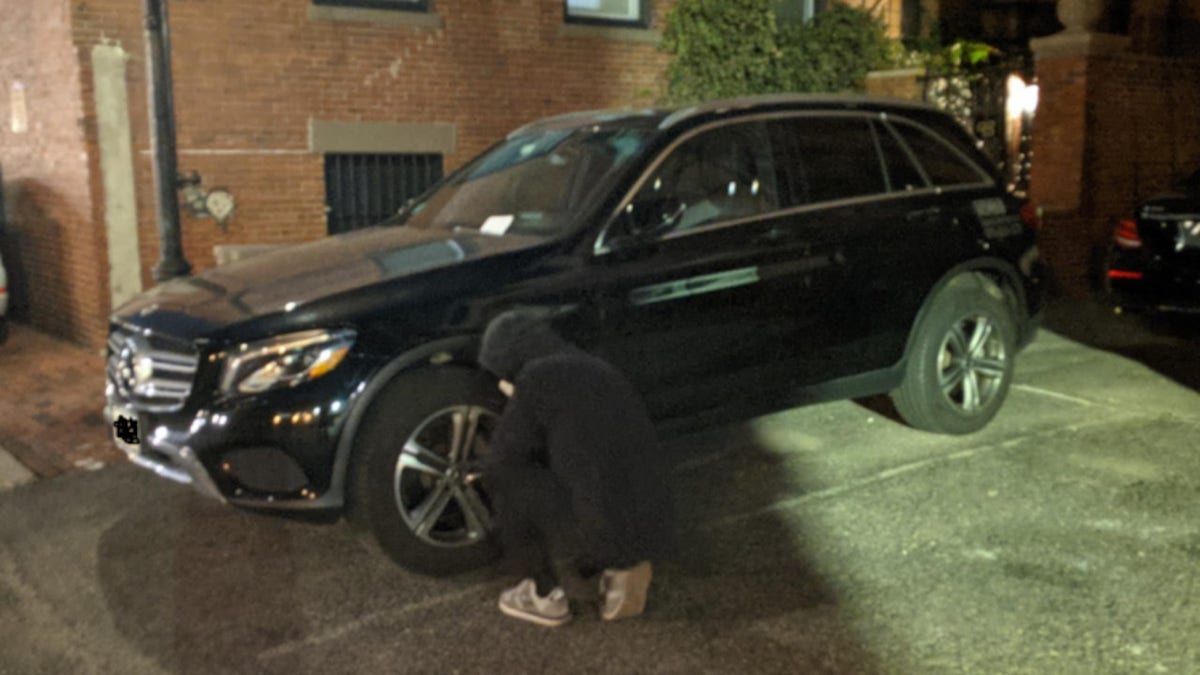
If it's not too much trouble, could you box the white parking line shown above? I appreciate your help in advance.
[700,415,1130,530]
[1013,384,1099,407]
[257,583,489,662]
[258,406,1131,659]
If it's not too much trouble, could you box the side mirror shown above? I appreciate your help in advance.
[604,204,662,256]
[604,231,648,256]
[610,198,682,247]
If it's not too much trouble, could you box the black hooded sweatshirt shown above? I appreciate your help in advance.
[478,310,673,566]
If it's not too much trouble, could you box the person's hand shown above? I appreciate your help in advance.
[498,379,514,398]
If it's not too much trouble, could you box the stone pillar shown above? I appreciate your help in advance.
[1027,0,1130,296]
[1055,0,1107,33]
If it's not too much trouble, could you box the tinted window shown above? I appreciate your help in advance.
[768,116,886,207]
[625,121,777,235]
[872,120,926,192]
[890,121,987,187]
[401,127,651,237]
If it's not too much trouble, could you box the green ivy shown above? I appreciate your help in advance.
[660,0,781,103]
[777,4,891,94]
[660,1,892,104]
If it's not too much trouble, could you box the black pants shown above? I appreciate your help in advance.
[487,463,635,596]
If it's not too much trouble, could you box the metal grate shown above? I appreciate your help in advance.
[324,153,444,235]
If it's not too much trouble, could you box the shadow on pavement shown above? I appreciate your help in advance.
[88,423,886,674]
[655,423,885,673]
[1043,294,1200,392]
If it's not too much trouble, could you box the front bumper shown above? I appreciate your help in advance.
[103,357,373,510]
[104,400,227,501]
[1107,257,1200,314]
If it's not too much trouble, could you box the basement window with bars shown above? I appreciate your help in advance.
[324,153,444,235]
[312,0,430,12]
[564,0,649,27]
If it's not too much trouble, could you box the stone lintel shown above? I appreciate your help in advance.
[309,119,456,155]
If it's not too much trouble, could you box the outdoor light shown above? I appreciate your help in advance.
[1006,75,1040,121]
[1022,83,1039,116]
[1006,75,1025,120]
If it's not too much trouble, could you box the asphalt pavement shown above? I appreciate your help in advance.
[0,314,1198,674]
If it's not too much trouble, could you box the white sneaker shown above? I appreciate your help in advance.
[498,578,571,627]
[599,561,653,621]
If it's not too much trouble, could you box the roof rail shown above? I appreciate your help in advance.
[506,108,662,140]
[657,93,939,130]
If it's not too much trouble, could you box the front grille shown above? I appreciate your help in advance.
[107,324,200,412]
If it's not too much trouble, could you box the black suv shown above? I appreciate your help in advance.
[1106,168,1200,314]
[105,95,1043,573]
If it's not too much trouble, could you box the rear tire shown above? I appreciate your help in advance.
[348,367,505,575]
[891,274,1016,435]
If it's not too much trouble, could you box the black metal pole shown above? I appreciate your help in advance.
[144,0,191,281]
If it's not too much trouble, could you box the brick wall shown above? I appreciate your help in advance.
[1129,0,1200,56]
[0,0,108,348]
[1087,56,1200,212]
[864,68,925,101]
[1031,48,1200,295]
[5,0,678,348]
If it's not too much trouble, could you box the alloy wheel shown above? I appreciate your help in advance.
[393,405,498,547]
[937,313,1008,414]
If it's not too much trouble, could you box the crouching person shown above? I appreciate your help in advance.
[478,309,673,627]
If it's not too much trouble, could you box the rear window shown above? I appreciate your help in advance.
[889,120,989,187]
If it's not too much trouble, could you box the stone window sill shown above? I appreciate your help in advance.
[558,23,661,45]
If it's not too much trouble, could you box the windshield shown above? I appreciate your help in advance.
[398,127,651,237]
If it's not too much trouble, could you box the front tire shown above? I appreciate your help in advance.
[891,274,1017,434]
[348,367,505,575]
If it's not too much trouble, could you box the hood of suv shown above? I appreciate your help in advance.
[113,226,549,337]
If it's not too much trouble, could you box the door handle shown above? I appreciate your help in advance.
[906,206,941,223]
[753,226,791,245]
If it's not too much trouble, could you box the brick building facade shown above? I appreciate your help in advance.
[3,0,1198,348]
[1,0,678,349]
[1030,0,1200,294]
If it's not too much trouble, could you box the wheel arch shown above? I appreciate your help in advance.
[326,334,482,513]
[901,258,1028,366]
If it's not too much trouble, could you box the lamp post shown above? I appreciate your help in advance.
[143,0,191,281]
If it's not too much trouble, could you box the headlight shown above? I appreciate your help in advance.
[220,329,355,395]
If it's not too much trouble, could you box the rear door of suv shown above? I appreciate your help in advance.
[764,111,999,382]
[859,114,1003,364]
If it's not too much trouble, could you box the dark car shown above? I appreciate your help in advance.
[104,94,1044,574]
[1106,169,1200,315]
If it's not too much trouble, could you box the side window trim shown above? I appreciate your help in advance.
[878,115,933,188]
[593,109,981,256]
[882,116,993,188]
[867,120,893,193]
